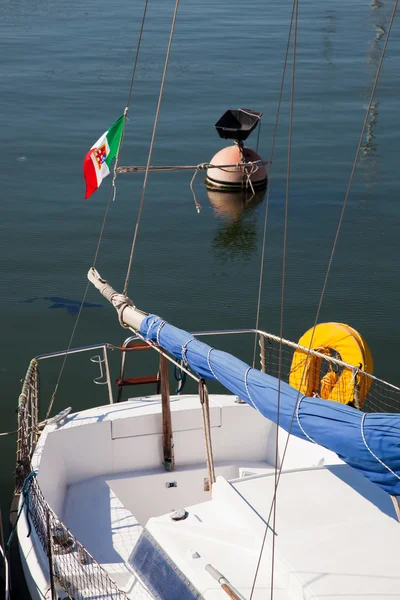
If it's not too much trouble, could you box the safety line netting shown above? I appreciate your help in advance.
[257,333,400,413]
[16,360,151,600]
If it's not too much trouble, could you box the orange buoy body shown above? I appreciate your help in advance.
[205,144,267,191]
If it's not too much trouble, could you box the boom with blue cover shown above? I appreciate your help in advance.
[141,314,400,496]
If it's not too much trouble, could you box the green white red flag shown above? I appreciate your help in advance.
[83,115,124,199]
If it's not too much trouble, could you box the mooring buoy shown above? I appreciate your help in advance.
[205,108,267,191]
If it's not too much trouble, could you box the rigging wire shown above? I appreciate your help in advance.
[250,1,298,597]
[123,0,181,296]
[275,0,399,484]
[45,0,150,420]
[271,2,298,598]
[251,0,398,595]
[251,0,296,369]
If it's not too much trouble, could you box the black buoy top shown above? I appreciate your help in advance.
[214,108,263,142]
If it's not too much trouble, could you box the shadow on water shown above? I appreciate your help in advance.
[208,187,266,262]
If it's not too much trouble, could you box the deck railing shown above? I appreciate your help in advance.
[16,357,151,600]
[14,329,400,599]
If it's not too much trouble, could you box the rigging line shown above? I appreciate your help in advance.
[112,0,150,181]
[308,0,398,339]
[250,2,298,598]
[117,161,269,173]
[46,161,121,420]
[123,0,181,296]
[126,0,149,110]
[266,0,400,430]
[252,0,398,592]
[251,0,296,369]
[45,3,150,419]
[272,1,298,598]
[45,188,115,421]
[255,120,262,154]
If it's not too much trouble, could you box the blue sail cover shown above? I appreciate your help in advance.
[141,315,400,496]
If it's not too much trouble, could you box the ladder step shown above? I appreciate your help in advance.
[116,375,160,387]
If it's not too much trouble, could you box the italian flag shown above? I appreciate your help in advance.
[83,115,124,199]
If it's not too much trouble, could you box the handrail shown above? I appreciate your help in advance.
[35,342,110,360]
[35,343,114,405]
[122,328,400,394]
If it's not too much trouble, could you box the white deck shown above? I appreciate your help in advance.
[147,467,400,599]
[19,393,400,600]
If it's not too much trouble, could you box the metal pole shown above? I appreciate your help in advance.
[205,564,247,600]
[160,352,174,471]
[102,345,114,404]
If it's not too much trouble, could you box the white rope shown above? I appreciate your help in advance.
[189,168,202,213]
[156,320,167,345]
[181,338,195,365]
[295,397,317,444]
[145,316,159,336]
[360,413,400,481]
[207,348,219,381]
[238,108,262,121]
[244,367,259,411]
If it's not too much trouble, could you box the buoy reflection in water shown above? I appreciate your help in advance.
[208,188,266,261]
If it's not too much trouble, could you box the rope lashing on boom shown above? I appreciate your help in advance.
[88,268,135,328]
[181,338,196,365]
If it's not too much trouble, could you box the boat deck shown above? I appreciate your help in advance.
[62,461,275,597]
[22,393,387,600]
[147,465,400,599]
[62,460,400,599]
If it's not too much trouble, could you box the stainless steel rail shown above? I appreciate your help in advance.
[35,343,114,404]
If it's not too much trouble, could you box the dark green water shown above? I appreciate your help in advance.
[1,0,400,519]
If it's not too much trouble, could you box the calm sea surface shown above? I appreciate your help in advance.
[1,0,400,515]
